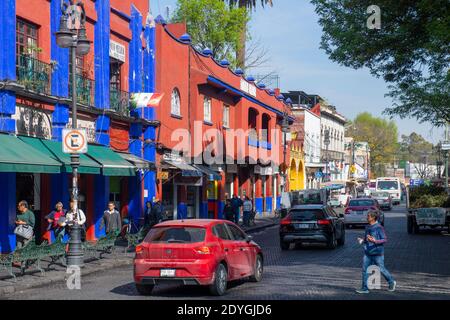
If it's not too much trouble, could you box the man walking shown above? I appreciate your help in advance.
[100,202,122,235]
[242,196,253,227]
[231,194,243,225]
[356,211,396,294]
[150,198,163,226]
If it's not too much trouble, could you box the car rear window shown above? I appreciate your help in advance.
[144,227,206,243]
[349,200,375,207]
[288,209,325,221]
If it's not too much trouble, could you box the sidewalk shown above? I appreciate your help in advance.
[0,216,278,298]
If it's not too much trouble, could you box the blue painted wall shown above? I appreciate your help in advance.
[94,176,109,238]
[0,173,16,253]
[255,198,263,215]
[266,196,273,213]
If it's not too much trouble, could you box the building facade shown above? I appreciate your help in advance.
[0,0,157,253]
[320,104,346,183]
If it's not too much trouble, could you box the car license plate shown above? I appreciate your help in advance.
[295,223,310,229]
[160,269,176,277]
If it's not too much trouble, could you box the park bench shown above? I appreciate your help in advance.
[83,231,120,260]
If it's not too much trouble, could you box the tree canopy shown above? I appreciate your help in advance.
[346,112,399,177]
[172,0,249,66]
[399,132,437,164]
[311,0,450,126]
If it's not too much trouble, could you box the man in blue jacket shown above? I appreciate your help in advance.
[356,211,396,294]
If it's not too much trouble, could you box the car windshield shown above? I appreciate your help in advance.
[348,200,375,207]
[377,181,399,190]
[372,192,389,198]
[289,209,325,221]
[144,227,206,243]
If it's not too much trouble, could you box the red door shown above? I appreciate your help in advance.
[225,223,254,277]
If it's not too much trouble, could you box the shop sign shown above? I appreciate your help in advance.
[163,152,184,163]
[67,119,96,143]
[110,40,126,62]
[13,105,52,139]
[157,171,169,180]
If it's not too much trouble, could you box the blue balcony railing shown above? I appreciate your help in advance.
[16,55,52,95]
[110,85,131,117]
[69,74,95,107]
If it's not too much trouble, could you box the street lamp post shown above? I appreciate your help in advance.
[55,0,91,267]
[324,129,330,184]
[281,112,289,193]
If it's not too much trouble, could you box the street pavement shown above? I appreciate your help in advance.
[4,205,450,300]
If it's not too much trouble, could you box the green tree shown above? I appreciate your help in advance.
[172,0,249,65]
[224,0,273,69]
[347,112,399,177]
[311,0,450,126]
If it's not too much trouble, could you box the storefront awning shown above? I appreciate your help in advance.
[18,136,101,175]
[87,145,136,176]
[118,152,156,171]
[193,164,222,181]
[0,134,61,173]
[162,159,203,177]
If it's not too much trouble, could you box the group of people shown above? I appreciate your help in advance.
[223,194,254,227]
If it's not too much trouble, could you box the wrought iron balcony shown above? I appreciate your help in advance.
[110,85,131,117]
[16,54,52,95]
[69,74,95,106]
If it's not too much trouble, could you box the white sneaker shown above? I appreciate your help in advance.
[388,281,397,292]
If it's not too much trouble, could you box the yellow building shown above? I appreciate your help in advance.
[289,132,306,191]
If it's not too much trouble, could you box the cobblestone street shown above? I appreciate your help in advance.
[5,205,450,300]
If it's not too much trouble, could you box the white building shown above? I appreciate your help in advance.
[320,105,346,182]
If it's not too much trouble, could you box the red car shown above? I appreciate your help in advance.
[134,219,264,296]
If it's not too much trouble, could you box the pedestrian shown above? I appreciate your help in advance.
[356,211,396,294]
[223,199,234,222]
[177,201,188,220]
[65,199,87,241]
[100,201,122,235]
[231,194,243,225]
[143,201,152,227]
[14,200,35,249]
[149,197,163,226]
[242,196,253,227]
[45,202,67,239]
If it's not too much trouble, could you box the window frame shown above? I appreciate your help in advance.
[171,88,181,117]
[16,18,39,60]
[203,96,212,123]
[223,104,230,128]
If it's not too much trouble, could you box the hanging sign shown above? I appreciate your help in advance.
[62,129,88,154]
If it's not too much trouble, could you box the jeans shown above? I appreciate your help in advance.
[243,211,251,227]
[234,211,240,225]
[362,254,395,290]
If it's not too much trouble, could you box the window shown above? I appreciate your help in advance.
[288,209,325,221]
[212,224,232,240]
[110,58,122,92]
[16,19,39,59]
[171,88,181,116]
[226,224,246,241]
[144,227,206,243]
[223,104,230,128]
[204,96,212,123]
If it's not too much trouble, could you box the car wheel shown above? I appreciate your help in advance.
[412,220,420,234]
[280,241,290,251]
[249,255,263,282]
[135,283,154,296]
[337,228,345,246]
[209,263,228,296]
[327,232,337,249]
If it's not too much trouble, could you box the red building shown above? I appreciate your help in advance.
[152,20,293,219]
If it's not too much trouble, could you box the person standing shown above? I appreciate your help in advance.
[356,211,396,294]
[231,194,243,225]
[100,202,122,235]
[143,201,152,227]
[65,199,87,241]
[223,199,234,222]
[242,196,253,227]
[150,198,163,226]
[177,201,188,220]
[15,200,35,249]
[45,202,67,238]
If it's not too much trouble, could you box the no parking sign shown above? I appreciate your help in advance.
[62,129,88,154]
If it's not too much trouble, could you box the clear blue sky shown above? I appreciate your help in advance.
[149,0,443,144]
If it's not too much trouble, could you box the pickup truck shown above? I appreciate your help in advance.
[406,186,450,234]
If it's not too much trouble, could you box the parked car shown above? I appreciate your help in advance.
[371,191,393,211]
[344,198,385,228]
[279,205,346,250]
[134,219,263,296]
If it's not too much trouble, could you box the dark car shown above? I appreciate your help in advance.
[279,205,346,250]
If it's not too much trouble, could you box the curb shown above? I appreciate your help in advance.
[244,220,279,234]
[0,256,133,297]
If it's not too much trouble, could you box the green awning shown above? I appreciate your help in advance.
[18,136,102,175]
[0,134,61,173]
[87,144,136,176]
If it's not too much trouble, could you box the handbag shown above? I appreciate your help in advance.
[14,224,34,240]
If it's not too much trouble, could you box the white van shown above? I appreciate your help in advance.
[376,177,401,205]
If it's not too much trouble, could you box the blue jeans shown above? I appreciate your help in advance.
[362,254,394,290]
[243,211,251,227]
[234,211,240,224]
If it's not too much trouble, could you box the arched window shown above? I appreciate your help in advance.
[171,88,181,116]
[203,96,212,122]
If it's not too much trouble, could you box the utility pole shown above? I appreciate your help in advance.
[445,123,449,193]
